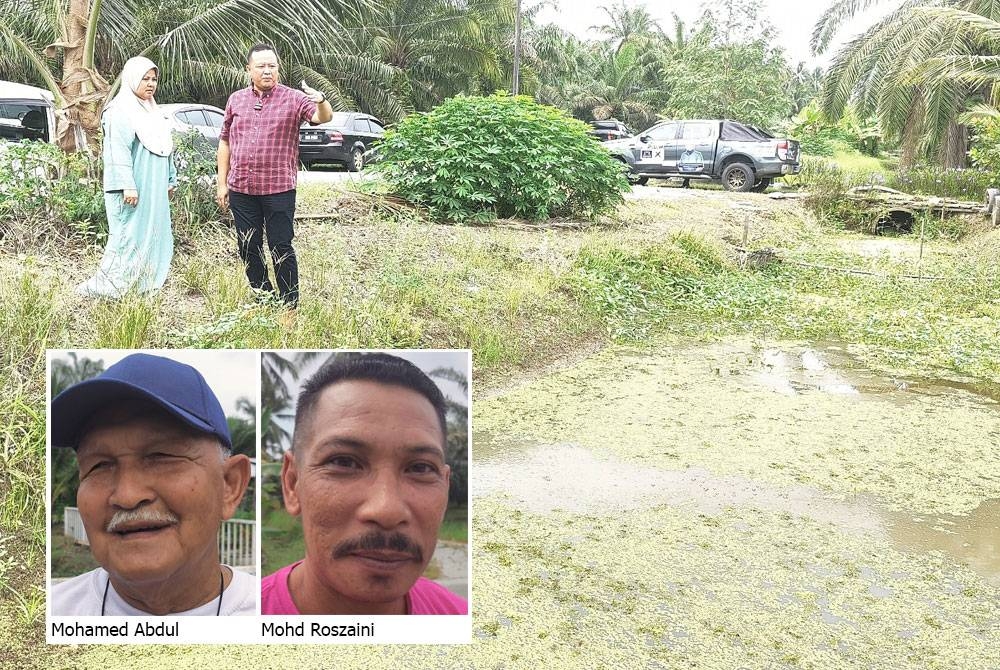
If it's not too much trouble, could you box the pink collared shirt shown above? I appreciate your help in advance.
[261,560,468,615]
[220,83,317,195]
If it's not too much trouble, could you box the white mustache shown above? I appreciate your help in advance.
[106,508,179,533]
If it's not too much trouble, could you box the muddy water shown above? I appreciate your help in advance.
[475,340,1000,515]
[68,339,1000,669]
[475,440,1000,585]
[475,340,1000,581]
[887,499,1000,586]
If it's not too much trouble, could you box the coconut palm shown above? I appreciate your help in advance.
[0,0,368,151]
[590,0,662,54]
[260,351,327,459]
[49,353,105,514]
[227,397,256,458]
[429,366,468,505]
[790,62,825,115]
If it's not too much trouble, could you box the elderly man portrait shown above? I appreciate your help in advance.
[262,352,468,615]
[49,353,256,616]
[216,42,333,310]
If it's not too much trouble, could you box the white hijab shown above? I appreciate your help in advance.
[105,56,173,157]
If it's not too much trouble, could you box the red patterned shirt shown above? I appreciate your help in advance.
[220,83,317,195]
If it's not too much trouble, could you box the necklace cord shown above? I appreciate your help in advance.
[100,568,225,616]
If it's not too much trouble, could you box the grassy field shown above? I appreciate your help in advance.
[1,181,998,667]
[830,146,887,177]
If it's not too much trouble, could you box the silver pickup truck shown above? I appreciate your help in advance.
[604,119,800,192]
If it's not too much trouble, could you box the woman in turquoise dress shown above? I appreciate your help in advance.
[77,56,176,298]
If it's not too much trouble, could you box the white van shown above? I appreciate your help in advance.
[0,80,56,143]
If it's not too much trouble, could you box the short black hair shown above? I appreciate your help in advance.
[292,353,448,453]
[247,43,278,64]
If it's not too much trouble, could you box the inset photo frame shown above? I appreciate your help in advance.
[46,349,260,624]
[259,350,471,620]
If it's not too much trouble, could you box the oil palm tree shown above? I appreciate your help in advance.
[50,352,104,396]
[0,0,367,151]
[813,0,1000,166]
[909,5,1000,124]
[349,0,505,111]
[572,42,663,129]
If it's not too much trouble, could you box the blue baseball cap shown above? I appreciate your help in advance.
[51,353,232,450]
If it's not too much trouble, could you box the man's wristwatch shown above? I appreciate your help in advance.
[317,94,326,104]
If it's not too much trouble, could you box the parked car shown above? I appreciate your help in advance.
[159,103,225,148]
[604,119,801,192]
[298,112,385,171]
[0,80,56,143]
[590,119,632,142]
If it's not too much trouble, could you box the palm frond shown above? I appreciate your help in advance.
[811,0,899,55]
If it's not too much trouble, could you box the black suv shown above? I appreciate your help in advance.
[299,112,385,171]
[590,119,632,142]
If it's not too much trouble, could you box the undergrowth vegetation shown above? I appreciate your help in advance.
[0,131,219,252]
[790,155,996,236]
[1,176,998,663]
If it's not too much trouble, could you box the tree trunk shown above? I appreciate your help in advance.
[899,97,924,169]
[938,120,967,169]
[52,0,107,152]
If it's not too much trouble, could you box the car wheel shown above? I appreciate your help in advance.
[721,162,754,192]
[750,177,772,193]
[349,147,364,172]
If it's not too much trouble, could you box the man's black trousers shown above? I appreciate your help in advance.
[228,189,299,307]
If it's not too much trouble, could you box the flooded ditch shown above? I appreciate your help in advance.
[468,339,1000,668]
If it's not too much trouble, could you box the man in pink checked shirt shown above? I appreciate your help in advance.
[216,43,332,309]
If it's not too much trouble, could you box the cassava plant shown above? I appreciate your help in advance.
[373,93,629,223]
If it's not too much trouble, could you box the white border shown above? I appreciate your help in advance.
[45,348,472,645]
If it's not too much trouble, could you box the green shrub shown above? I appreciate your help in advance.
[0,132,222,252]
[0,141,105,246]
[969,119,1000,183]
[373,93,629,223]
[787,102,882,157]
[171,129,223,239]
[797,133,836,157]
[794,157,876,230]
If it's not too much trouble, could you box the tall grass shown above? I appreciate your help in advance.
[0,268,61,536]
[0,266,62,642]
[887,166,993,201]
[91,291,161,348]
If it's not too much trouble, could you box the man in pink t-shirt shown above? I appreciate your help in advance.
[261,353,468,615]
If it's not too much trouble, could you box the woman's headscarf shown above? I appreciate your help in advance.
[104,56,173,157]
